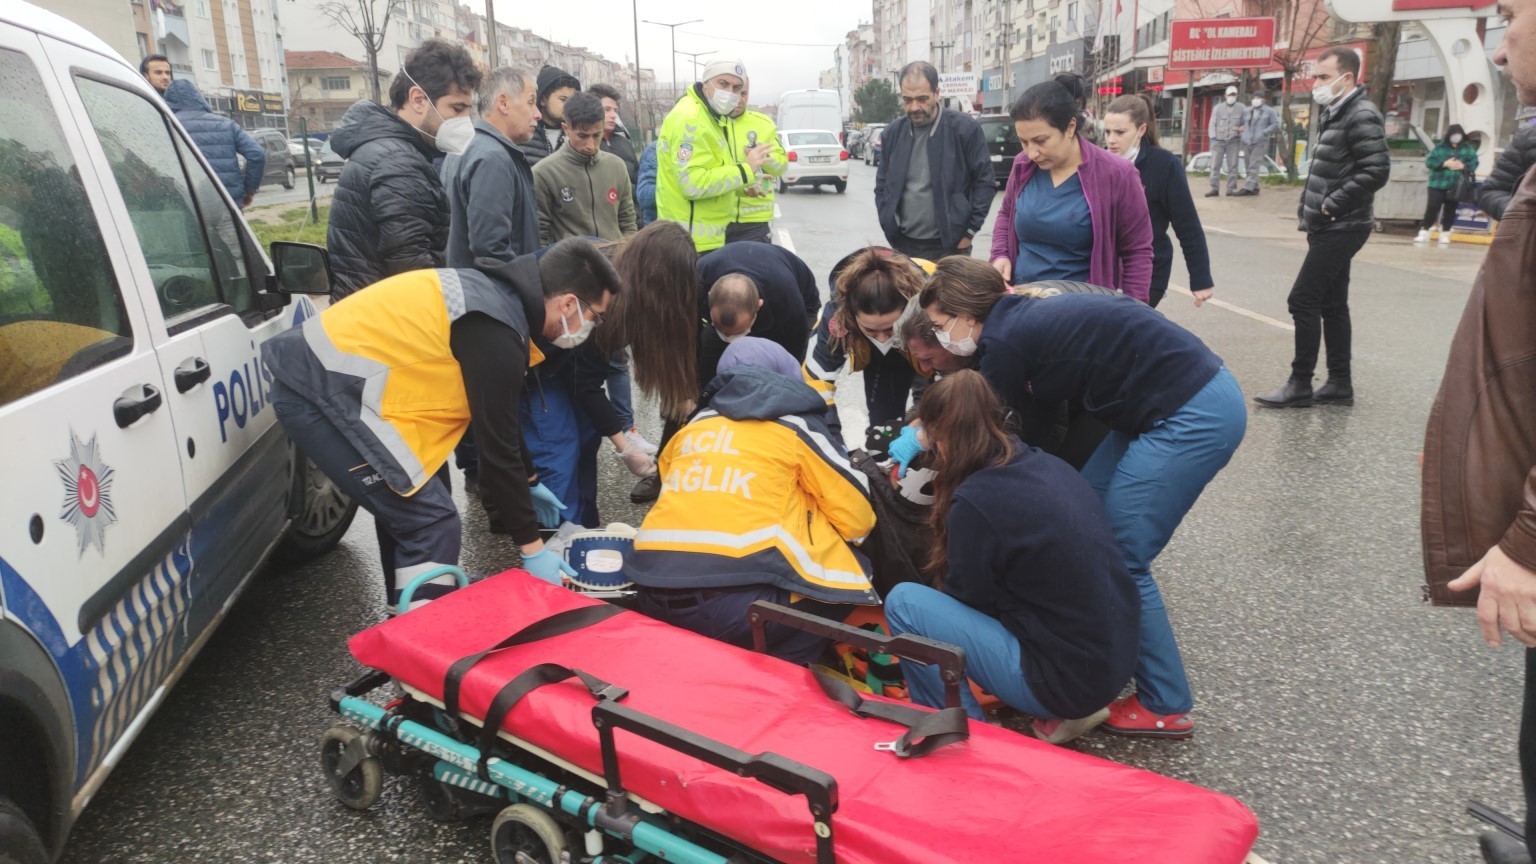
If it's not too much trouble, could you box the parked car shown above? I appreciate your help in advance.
[777,129,849,193]
[863,123,886,166]
[0,4,356,860]
[316,139,345,183]
[846,129,866,159]
[1185,150,1285,178]
[978,114,1022,186]
[249,127,297,189]
[288,136,326,160]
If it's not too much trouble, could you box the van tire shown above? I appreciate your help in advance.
[0,798,46,864]
[275,454,358,563]
[282,166,296,190]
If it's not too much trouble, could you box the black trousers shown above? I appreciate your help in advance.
[636,584,851,664]
[1523,648,1536,852]
[892,233,970,261]
[1422,187,1459,231]
[1287,226,1371,381]
[725,221,773,244]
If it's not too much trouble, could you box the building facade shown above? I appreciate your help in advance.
[286,50,389,132]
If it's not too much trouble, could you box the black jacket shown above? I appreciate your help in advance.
[1133,144,1213,292]
[1299,88,1390,233]
[521,121,564,166]
[1477,121,1536,221]
[326,100,448,299]
[696,242,821,387]
[522,65,580,166]
[603,127,640,189]
[874,108,995,250]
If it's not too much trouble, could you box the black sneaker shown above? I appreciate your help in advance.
[462,472,480,499]
[630,473,661,503]
[1204,189,1220,198]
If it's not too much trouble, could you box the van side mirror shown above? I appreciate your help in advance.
[271,242,332,295]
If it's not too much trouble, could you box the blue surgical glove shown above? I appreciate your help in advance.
[520,547,577,585]
[528,482,566,527]
[888,425,927,477]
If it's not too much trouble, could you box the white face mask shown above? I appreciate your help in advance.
[870,335,899,355]
[1450,134,1464,145]
[708,88,741,116]
[432,115,475,155]
[935,319,977,357]
[1252,98,1264,108]
[1225,95,1237,105]
[553,304,595,349]
[1121,135,1142,163]
[1312,78,1344,107]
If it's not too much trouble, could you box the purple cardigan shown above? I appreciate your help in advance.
[990,137,1154,303]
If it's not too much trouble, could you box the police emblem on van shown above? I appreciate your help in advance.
[560,186,575,204]
[55,430,117,555]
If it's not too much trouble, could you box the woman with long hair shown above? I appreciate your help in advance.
[988,74,1153,301]
[914,259,1246,739]
[883,371,1138,744]
[1103,94,1214,309]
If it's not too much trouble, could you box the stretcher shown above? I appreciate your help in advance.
[324,569,1262,863]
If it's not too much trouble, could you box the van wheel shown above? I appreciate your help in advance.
[0,797,47,864]
[319,174,329,184]
[834,180,847,194]
[275,454,358,563]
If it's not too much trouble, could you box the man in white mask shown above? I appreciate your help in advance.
[1234,92,1280,197]
[1254,47,1387,409]
[1205,85,1245,197]
[656,59,775,252]
[325,39,480,300]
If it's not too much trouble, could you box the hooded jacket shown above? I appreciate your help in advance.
[163,79,264,202]
[326,99,450,299]
[628,365,879,605]
[1476,121,1536,220]
[442,118,538,266]
[1298,86,1390,233]
[521,65,580,165]
[532,142,637,244]
[657,84,756,251]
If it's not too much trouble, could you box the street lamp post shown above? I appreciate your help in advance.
[642,17,701,98]
[676,50,715,85]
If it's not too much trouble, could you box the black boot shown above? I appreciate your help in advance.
[1480,831,1533,864]
[629,473,661,503]
[1314,378,1354,406]
[1253,377,1313,408]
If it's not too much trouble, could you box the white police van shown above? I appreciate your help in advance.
[0,5,355,860]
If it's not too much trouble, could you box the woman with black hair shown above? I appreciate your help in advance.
[989,74,1154,301]
[1103,93,1214,309]
[1417,124,1479,245]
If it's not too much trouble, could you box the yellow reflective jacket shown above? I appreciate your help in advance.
[726,110,786,224]
[628,366,879,605]
[657,85,755,252]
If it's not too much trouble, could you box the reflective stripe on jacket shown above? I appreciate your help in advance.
[728,110,787,223]
[262,264,540,496]
[628,366,879,604]
[657,85,754,251]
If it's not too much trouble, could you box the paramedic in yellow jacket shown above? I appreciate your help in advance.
[724,83,787,244]
[627,337,879,662]
[656,59,775,252]
[262,239,622,608]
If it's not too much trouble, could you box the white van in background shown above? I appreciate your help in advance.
[777,90,843,139]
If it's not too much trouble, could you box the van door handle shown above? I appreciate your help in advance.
[174,357,211,393]
[114,384,163,429]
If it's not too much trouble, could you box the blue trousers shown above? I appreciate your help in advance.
[521,376,601,528]
[884,582,1053,721]
[605,350,634,430]
[1079,367,1246,715]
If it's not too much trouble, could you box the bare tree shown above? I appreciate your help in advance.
[318,0,402,104]
[1367,22,1402,113]
[1263,0,1335,178]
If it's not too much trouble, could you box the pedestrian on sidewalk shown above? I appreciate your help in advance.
[1423,2,1536,860]
[1417,124,1479,245]
[1253,47,1388,409]
[163,80,264,209]
[1103,93,1213,308]
[990,75,1153,302]
[1206,86,1244,197]
[1236,92,1280,197]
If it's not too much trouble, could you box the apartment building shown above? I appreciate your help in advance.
[286,50,389,132]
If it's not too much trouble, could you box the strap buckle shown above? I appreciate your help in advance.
[873,740,905,755]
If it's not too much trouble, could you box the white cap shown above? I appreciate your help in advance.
[1225,85,1238,95]
[702,59,747,85]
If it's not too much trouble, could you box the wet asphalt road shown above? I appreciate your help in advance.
[61,160,1521,864]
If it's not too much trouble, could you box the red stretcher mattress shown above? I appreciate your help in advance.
[350,571,1260,863]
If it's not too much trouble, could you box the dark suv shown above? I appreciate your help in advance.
[978,115,1021,186]
[250,127,297,189]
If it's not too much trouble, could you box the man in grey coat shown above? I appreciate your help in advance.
[1236,93,1280,197]
[1206,85,1245,197]
[442,66,541,267]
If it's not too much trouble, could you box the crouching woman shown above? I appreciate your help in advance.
[627,337,880,662]
[884,371,1139,744]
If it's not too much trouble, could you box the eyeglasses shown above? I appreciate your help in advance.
[579,298,605,327]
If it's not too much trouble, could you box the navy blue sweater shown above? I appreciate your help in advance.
[979,293,1222,435]
[1133,145,1213,293]
[944,442,1139,719]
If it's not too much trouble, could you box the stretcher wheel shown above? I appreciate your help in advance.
[490,803,567,864]
[320,725,383,811]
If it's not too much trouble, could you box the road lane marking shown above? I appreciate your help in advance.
[777,228,796,253]
[1168,282,1294,331]
[774,203,782,218]
[1206,226,1240,236]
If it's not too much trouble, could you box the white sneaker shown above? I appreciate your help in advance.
[1414,229,1430,244]
[623,428,658,456]
[1439,230,1453,246]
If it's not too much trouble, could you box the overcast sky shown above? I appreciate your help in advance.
[475,0,869,105]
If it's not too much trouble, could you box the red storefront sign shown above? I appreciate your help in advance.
[1168,18,1278,71]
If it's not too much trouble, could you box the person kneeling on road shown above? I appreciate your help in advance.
[626,337,879,662]
[263,238,622,609]
[884,371,1139,744]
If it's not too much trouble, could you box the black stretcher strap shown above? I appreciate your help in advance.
[812,667,969,759]
[442,604,623,726]
[474,662,625,780]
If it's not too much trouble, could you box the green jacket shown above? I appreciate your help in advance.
[727,110,787,224]
[657,85,756,251]
[532,143,637,244]
[1426,141,1479,191]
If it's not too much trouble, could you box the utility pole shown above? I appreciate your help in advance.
[631,0,644,138]
[1001,13,1014,110]
[676,50,715,86]
[933,41,954,71]
[485,0,498,67]
[642,18,702,99]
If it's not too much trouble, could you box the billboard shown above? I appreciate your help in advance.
[1168,18,1277,71]
[938,72,978,99]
